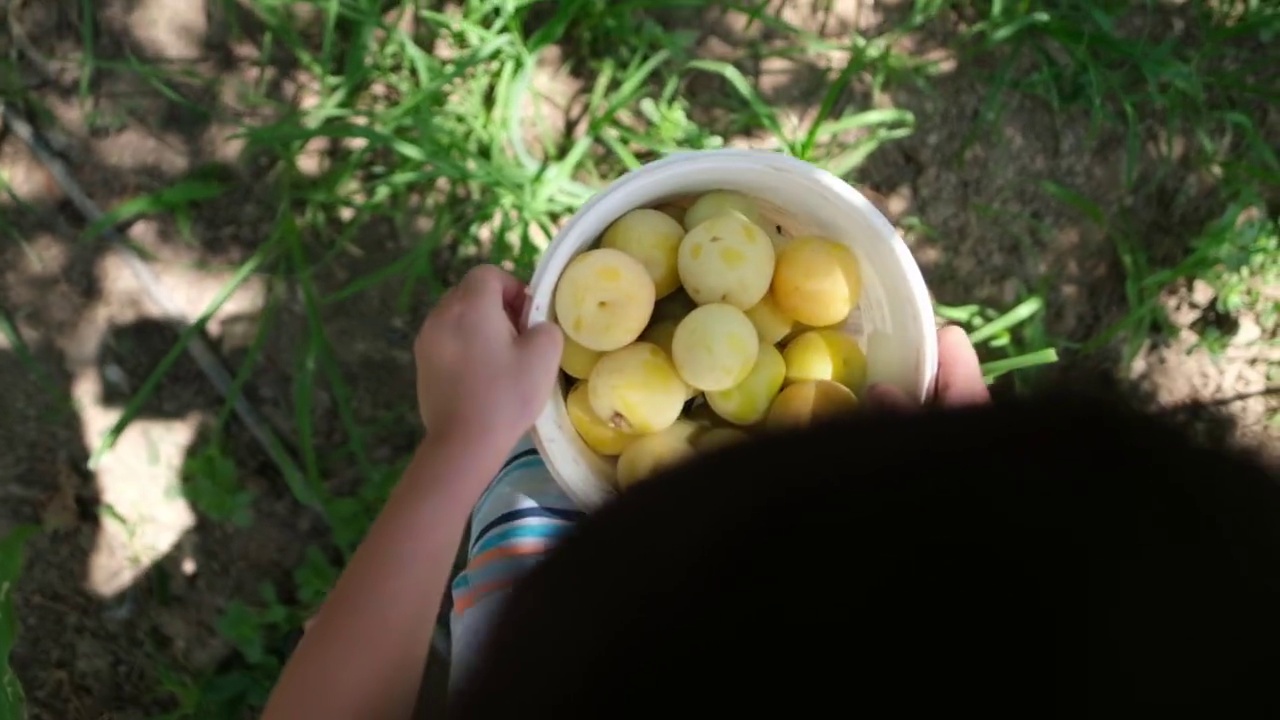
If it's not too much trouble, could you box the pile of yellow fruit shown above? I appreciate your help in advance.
[554,191,865,489]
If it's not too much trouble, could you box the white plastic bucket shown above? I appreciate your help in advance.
[523,149,938,509]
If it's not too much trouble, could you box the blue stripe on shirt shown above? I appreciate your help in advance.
[476,445,545,502]
[472,506,586,551]
[472,521,575,556]
[473,452,546,511]
[451,530,567,595]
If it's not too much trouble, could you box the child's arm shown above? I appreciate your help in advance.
[263,266,563,720]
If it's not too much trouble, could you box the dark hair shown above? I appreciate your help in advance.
[449,393,1280,717]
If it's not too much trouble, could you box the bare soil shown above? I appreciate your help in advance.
[0,1,1274,717]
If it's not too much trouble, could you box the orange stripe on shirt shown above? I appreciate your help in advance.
[454,577,518,614]
[466,540,556,574]
[453,541,557,614]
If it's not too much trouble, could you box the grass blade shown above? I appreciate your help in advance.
[934,303,984,324]
[82,179,229,241]
[812,108,914,141]
[214,298,278,433]
[526,0,581,51]
[1040,180,1108,227]
[87,246,271,468]
[799,49,868,158]
[968,296,1046,345]
[598,51,671,125]
[823,123,916,177]
[0,526,37,720]
[686,59,788,147]
[284,211,376,488]
[981,348,1060,382]
[0,306,74,419]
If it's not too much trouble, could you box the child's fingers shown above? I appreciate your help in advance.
[935,326,990,407]
[517,288,535,333]
[505,288,531,328]
[462,265,526,309]
[519,322,565,387]
[865,383,916,413]
[458,265,532,331]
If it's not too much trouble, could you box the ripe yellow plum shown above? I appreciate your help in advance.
[587,342,687,434]
[782,331,834,384]
[600,208,684,298]
[560,336,600,380]
[641,320,695,398]
[671,304,760,392]
[706,342,786,426]
[615,420,699,489]
[771,237,862,327]
[781,324,821,347]
[683,191,764,231]
[781,329,868,391]
[693,427,751,453]
[766,380,859,430]
[678,211,776,309]
[555,248,655,351]
[744,293,795,345]
[566,382,634,456]
[816,330,867,390]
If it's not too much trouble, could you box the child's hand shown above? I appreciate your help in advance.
[928,325,991,406]
[866,326,991,410]
[414,265,564,451]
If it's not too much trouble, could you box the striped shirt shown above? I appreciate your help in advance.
[449,437,584,691]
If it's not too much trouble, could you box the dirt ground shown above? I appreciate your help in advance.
[0,0,1275,717]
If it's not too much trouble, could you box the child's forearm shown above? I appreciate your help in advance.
[263,430,511,720]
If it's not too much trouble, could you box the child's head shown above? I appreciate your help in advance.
[450,393,1280,717]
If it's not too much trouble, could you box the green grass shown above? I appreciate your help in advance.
[946,0,1280,360]
[2,0,1277,717]
[0,527,36,720]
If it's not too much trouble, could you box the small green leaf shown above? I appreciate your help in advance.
[216,601,267,666]
[183,444,255,528]
[294,547,339,609]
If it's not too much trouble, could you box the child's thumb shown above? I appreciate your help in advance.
[936,325,990,407]
[519,322,565,380]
